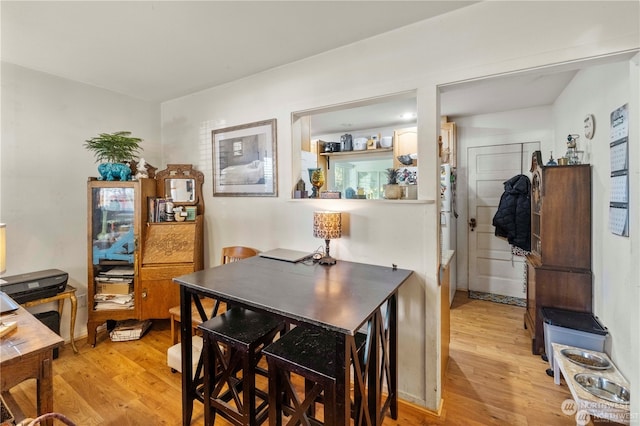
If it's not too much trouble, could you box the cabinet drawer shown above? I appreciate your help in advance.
[140,265,194,281]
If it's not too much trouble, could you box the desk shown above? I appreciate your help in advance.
[552,343,630,424]
[22,285,78,354]
[1,306,64,426]
[174,256,413,426]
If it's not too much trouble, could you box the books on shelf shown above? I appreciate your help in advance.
[109,319,152,342]
[148,197,169,223]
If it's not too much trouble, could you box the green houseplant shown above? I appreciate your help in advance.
[383,168,402,199]
[84,131,142,181]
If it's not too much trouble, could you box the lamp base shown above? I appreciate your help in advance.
[318,256,336,265]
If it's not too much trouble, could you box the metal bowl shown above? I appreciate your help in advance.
[561,348,611,370]
[574,373,630,405]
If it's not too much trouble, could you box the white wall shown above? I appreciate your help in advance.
[1,0,638,415]
[552,59,639,420]
[0,63,160,340]
[161,1,639,411]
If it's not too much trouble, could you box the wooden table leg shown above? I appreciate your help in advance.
[68,293,78,353]
[36,352,55,426]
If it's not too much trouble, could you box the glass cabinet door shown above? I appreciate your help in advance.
[91,186,136,265]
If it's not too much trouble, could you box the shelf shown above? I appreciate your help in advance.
[319,148,393,157]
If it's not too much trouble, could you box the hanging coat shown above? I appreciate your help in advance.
[492,174,531,252]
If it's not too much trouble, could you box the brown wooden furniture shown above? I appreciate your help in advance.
[175,254,413,426]
[86,165,204,347]
[1,306,64,426]
[169,246,257,345]
[220,246,258,265]
[22,285,78,353]
[525,152,592,355]
[198,308,284,426]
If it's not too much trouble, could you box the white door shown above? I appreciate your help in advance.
[468,142,538,298]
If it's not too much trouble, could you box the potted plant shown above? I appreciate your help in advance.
[383,168,402,199]
[84,131,143,181]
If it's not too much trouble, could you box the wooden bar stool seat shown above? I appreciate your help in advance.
[263,326,367,426]
[198,307,285,426]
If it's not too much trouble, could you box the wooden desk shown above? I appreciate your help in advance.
[22,285,78,354]
[174,255,413,426]
[552,343,630,424]
[1,306,64,426]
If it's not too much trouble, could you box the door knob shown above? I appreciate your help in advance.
[469,218,477,231]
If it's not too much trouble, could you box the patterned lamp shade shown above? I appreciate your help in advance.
[313,211,342,240]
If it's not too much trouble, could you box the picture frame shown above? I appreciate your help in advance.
[212,119,277,197]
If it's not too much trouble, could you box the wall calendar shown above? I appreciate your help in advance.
[609,103,629,237]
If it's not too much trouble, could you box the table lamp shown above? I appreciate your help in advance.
[313,211,341,265]
[0,223,6,274]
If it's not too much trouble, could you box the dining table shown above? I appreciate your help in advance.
[173,253,413,426]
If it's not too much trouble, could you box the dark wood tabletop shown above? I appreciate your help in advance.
[174,254,413,426]
[173,255,413,334]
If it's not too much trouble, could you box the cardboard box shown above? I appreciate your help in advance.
[96,282,132,295]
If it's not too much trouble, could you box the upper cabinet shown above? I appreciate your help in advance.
[440,117,457,167]
[393,127,417,168]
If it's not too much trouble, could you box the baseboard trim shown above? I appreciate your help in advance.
[398,397,444,417]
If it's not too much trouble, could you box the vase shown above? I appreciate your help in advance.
[383,184,402,200]
[308,168,325,198]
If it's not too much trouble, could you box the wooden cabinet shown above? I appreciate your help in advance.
[525,152,592,354]
[86,165,204,346]
[440,118,457,167]
[139,218,203,319]
[393,126,417,168]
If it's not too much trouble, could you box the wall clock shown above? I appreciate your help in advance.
[584,114,595,139]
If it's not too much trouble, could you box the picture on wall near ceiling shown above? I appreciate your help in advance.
[212,119,277,197]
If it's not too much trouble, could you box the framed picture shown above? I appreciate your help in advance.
[212,119,277,196]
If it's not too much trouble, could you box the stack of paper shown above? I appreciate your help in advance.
[94,293,134,310]
[110,319,152,342]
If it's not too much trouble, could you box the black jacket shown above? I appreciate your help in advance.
[492,174,531,252]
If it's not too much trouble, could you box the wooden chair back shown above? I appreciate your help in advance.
[220,246,258,265]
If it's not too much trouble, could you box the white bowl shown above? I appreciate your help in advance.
[380,136,392,148]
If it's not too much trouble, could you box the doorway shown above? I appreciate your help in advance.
[467,142,539,301]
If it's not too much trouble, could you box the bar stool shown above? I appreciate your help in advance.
[198,307,285,426]
[263,326,367,426]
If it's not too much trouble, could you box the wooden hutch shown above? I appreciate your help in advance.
[525,151,593,355]
[86,164,204,346]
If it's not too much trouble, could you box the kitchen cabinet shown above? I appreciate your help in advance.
[524,152,592,355]
[393,126,417,168]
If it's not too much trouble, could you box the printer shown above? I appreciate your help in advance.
[0,269,68,304]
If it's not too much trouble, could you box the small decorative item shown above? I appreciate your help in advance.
[320,191,341,199]
[294,178,307,198]
[565,134,583,165]
[383,168,402,200]
[308,168,325,198]
[546,151,558,166]
[184,206,197,221]
[313,211,342,265]
[84,131,143,181]
[134,158,149,179]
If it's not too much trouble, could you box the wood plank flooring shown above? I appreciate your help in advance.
[6,292,604,425]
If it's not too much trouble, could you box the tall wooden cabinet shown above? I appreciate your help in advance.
[87,165,204,346]
[525,152,592,354]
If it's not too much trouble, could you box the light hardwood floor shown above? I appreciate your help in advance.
[7,292,606,425]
